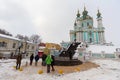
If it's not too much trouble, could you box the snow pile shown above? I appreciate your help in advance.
[0,59,120,80]
[92,59,120,70]
[86,45,119,54]
[0,59,17,80]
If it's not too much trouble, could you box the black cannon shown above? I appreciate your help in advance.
[54,42,83,66]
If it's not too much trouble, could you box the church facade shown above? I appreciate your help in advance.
[70,7,106,44]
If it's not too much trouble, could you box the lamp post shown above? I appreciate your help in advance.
[24,41,27,55]
[18,41,23,54]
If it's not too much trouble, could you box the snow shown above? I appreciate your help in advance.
[0,34,34,44]
[0,34,20,41]
[86,45,120,54]
[0,58,120,80]
[73,50,79,59]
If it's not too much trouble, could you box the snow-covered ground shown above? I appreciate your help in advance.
[86,45,119,54]
[0,59,120,80]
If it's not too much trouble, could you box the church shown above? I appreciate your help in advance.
[70,7,106,44]
[60,7,120,59]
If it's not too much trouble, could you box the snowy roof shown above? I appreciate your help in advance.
[0,34,35,44]
[86,45,120,54]
[0,34,20,41]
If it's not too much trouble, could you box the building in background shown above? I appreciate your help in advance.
[45,43,61,50]
[70,7,105,44]
[38,43,46,57]
[0,34,37,59]
[60,7,120,59]
[45,43,61,56]
[38,42,61,56]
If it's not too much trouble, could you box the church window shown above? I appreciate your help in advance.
[12,43,16,48]
[87,23,89,26]
[90,38,92,43]
[27,45,29,49]
[32,46,34,49]
[82,23,84,27]
[90,31,92,36]
[0,41,7,47]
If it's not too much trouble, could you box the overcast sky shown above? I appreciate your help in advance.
[0,0,120,45]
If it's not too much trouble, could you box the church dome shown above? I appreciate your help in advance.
[82,7,88,16]
[82,6,89,20]
[77,10,80,17]
[97,9,101,18]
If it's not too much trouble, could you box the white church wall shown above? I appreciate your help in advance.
[77,44,120,60]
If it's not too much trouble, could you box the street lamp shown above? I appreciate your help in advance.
[18,41,23,54]
[24,41,27,54]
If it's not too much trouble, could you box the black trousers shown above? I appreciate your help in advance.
[30,60,33,65]
[42,61,46,66]
[51,63,55,71]
[35,61,38,66]
[16,62,21,70]
[47,64,51,73]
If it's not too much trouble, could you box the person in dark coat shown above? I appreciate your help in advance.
[51,55,55,71]
[16,53,22,70]
[42,53,47,66]
[35,54,39,66]
[30,54,34,65]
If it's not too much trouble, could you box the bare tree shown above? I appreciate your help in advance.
[24,36,29,41]
[15,34,30,41]
[0,28,12,36]
[15,34,24,40]
[30,34,42,44]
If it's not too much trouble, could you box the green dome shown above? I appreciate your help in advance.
[77,10,80,17]
[97,10,101,18]
[82,6,88,19]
